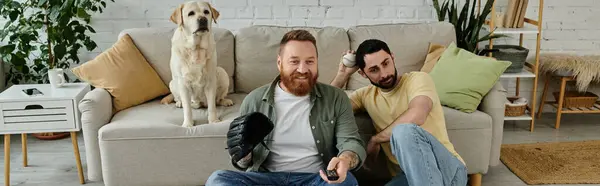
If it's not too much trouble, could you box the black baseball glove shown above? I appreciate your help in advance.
[226,112,274,165]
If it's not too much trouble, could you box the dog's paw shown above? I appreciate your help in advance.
[175,101,182,108]
[208,114,220,124]
[182,120,194,127]
[209,118,221,124]
[218,99,234,107]
[191,101,201,109]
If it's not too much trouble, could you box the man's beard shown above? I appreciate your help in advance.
[368,68,398,90]
[280,70,318,96]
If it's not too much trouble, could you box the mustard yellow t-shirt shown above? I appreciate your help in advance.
[349,71,465,176]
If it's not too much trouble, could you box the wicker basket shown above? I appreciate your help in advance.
[483,45,529,73]
[505,97,527,117]
[553,91,599,108]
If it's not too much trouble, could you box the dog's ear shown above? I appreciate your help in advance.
[170,4,184,25]
[206,2,220,24]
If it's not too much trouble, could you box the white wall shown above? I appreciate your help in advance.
[3,0,599,112]
[85,0,600,55]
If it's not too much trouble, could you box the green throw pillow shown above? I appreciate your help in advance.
[429,43,511,113]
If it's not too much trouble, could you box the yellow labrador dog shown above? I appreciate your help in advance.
[161,1,233,127]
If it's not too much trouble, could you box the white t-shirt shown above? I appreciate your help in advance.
[264,83,323,173]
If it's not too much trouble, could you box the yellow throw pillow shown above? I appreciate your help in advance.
[72,34,170,113]
[421,43,447,73]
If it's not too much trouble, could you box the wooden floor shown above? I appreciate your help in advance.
[1,133,103,186]
[1,113,600,186]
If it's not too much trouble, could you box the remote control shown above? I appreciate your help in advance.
[325,169,339,181]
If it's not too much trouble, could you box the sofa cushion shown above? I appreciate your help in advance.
[443,107,492,130]
[346,22,456,90]
[99,118,232,141]
[110,93,247,126]
[118,27,236,93]
[98,119,235,186]
[72,34,170,112]
[429,43,511,113]
[420,43,447,73]
[234,25,350,93]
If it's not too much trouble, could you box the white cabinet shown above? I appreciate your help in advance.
[0,100,76,132]
[0,83,90,134]
[0,83,91,185]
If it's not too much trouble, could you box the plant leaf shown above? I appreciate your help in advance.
[0,44,15,53]
[11,55,25,66]
[458,0,469,31]
[440,1,449,21]
[77,8,90,20]
[478,33,508,42]
[432,0,442,21]
[38,0,48,6]
[9,10,18,21]
[2,53,11,62]
[85,25,95,33]
[50,6,61,20]
[54,43,66,61]
[84,39,97,51]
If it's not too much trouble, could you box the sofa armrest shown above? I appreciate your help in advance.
[478,82,507,167]
[78,88,113,181]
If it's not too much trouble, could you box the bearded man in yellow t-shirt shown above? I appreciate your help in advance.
[331,39,467,186]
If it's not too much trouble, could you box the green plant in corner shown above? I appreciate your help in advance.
[0,0,114,87]
[432,0,507,53]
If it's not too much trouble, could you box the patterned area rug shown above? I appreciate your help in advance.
[500,140,600,185]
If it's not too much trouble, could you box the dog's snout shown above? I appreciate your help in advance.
[198,17,208,26]
[194,17,209,33]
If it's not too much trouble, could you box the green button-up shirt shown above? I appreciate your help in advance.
[239,75,366,172]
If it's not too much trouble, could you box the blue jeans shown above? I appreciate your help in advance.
[206,170,358,186]
[385,124,468,186]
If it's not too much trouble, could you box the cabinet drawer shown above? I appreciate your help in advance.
[0,100,76,133]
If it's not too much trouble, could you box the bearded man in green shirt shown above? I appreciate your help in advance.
[206,29,366,186]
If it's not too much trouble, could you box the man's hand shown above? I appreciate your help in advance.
[337,50,359,77]
[233,152,253,169]
[319,157,350,184]
[366,137,380,158]
[331,50,359,88]
[370,95,433,144]
[362,137,381,171]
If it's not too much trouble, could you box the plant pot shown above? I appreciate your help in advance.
[32,132,70,140]
[482,45,529,73]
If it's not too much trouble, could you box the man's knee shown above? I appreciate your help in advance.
[344,172,359,186]
[326,172,358,186]
[390,123,420,143]
[206,170,234,185]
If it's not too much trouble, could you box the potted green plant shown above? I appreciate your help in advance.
[0,0,113,139]
[0,0,113,86]
[432,0,507,54]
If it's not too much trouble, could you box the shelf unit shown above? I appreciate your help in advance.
[479,0,544,132]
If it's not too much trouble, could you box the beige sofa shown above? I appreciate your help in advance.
[78,22,507,186]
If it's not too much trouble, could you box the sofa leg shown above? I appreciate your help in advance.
[469,174,482,186]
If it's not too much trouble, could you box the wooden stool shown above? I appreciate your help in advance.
[537,72,600,129]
